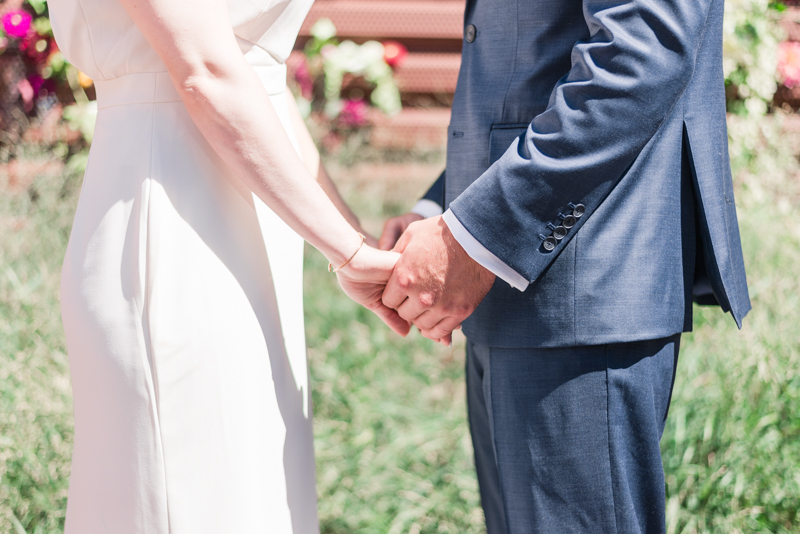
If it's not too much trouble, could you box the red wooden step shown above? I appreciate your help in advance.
[394,53,460,93]
[369,107,451,148]
[299,0,466,40]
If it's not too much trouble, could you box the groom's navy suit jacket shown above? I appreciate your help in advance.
[422,0,751,347]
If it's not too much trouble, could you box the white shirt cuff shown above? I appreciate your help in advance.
[442,209,530,292]
[411,199,444,219]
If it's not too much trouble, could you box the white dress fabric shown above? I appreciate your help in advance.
[51,0,318,532]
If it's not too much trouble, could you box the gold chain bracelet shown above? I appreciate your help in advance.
[328,233,366,273]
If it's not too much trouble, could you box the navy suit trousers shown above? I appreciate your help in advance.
[467,336,680,533]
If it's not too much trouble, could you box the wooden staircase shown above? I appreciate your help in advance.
[294,0,466,148]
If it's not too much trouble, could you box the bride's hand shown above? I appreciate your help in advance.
[335,246,411,336]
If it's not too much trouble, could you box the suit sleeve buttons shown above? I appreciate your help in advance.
[542,203,585,252]
[465,24,477,42]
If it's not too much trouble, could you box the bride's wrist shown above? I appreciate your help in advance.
[338,242,383,277]
[327,231,367,272]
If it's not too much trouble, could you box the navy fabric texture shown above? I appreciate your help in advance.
[422,170,446,207]
[467,337,680,534]
[423,0,750,347]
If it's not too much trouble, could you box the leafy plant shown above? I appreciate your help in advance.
[0,2,67,118]
[292,18,403,151]
[722,0,784,117]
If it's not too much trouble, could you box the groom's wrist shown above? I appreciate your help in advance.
[442,210,529,292]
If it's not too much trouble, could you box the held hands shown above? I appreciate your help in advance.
[380,216,495,345]
[337,214,494,344]
[335,245,411,337]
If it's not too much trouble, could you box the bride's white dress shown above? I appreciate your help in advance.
[51,0,319,532]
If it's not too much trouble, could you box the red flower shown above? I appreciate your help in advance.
[383,41,408,68]
[778,41,800,89]
[339,98,369,128]
[2,10,32,39]
[20,33,51,65]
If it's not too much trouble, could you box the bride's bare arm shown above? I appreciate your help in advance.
[285,94,378,247]
[118,0,409,335]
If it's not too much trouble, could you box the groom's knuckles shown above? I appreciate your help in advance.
[395,271,414,290]
[382,270,409,308]
[397,299,424,322]
[381,288,403,309]
[401,290,439,320]
[438,299,472,318]
[417,291,435,308]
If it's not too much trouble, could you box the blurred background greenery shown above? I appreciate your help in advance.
[2,0,800,533]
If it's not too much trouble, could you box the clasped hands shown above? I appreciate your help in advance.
[336,214,495,345]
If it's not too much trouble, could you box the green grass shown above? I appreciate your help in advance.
[0,154,81,533]
[660,166,800,534]
[1,138,799,533]
[305,247,483,533]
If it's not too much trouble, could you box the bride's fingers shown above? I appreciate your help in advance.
[366,248,401,271]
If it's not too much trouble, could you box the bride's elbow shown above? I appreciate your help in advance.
[171,58,239,102]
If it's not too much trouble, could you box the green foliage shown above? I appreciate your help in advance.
[722,0,790,178]
[723,0,784,116]
[727,109,799,176]
[661,134,800,532]
[60,102,97,144]
[0,150,83,533]
[303,18,401,119]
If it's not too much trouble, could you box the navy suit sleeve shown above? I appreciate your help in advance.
[449,0,713,283]
[421,170,446,208]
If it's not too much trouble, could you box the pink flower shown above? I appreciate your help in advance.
[778,41,800,89]
[382,41,408,68]
[294,59,314,99]
[339,98,369,128]
[17,78,34,111]
[2,10,32,39]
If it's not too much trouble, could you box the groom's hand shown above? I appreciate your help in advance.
[382,216,495,343]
